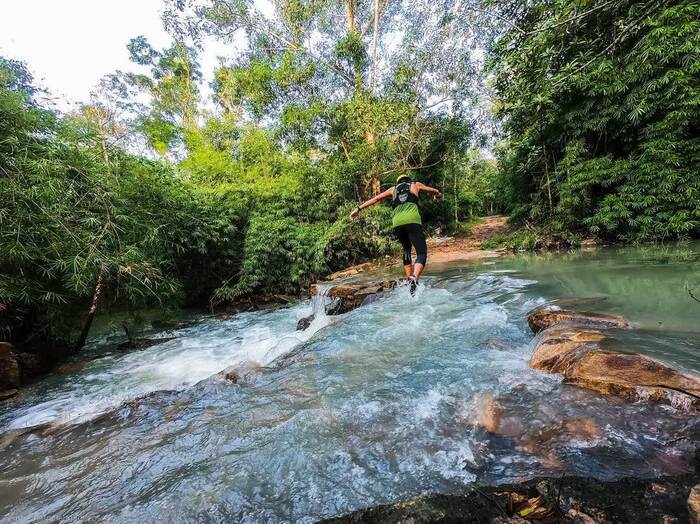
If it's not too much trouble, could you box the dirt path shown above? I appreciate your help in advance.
[427,215,508,263]
[328,215,508,280]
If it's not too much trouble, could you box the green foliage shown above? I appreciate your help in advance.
[225,214,326,299]
[0,59,239,344]
[321,206,395,271]
[489,0,700,241]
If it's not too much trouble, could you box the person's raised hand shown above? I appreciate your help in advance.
[350,207,361,221]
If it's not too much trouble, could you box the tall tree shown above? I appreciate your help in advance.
[161,0,490,196]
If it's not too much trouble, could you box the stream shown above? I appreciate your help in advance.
[1,243,699,522]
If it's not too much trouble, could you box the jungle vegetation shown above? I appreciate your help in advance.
[1,0,698,349]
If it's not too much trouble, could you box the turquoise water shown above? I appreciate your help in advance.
[0,243,698,522]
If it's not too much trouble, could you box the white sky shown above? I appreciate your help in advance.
[0,0,230,111]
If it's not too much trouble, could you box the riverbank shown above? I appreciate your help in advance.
[322,473,700,523]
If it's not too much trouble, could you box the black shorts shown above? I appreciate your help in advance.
[393,223,427,265]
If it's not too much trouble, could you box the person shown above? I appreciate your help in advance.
[350,174,442,289]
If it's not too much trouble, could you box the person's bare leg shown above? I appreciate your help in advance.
[403,264,413,278]
[412,263,425,281]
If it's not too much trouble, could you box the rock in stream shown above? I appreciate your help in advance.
[527,306,700,408]
[297,280,398,330]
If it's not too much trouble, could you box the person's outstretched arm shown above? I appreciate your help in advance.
[350,188,394,220]
[415,182,442,199]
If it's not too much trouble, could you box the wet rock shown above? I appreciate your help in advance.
[531,325,700,407]
[309,280,398,316]
[117,336,176,351]
[296,315,314,331]
[0,339,76,392]
[528,307,629,333]
[0,388,18,401]
[55,361,89,374]
[327,262,374,281]
[474,393,502,433]
[564,351,700,406]
[215,361,263,384]
[689,484,700,524]
[530,326,606,373]
[562,417,601,441]
[321,475,699,524]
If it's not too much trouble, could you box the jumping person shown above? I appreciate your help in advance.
[350,174,442,289]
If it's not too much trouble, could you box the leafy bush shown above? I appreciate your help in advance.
[489,0,700,241]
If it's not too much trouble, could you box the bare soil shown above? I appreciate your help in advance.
[327,215,509,280]
[427,215,509,264]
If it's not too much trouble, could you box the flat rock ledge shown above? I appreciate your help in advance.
[528,308,629,333]
[321,474,699,524]
[297,280,398,330]
[528,307,700,408]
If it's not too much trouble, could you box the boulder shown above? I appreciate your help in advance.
[528,307,628,333]
[530,323,700,407]
[296,315,314,331]
[564,351,700,405]
[308,280,398,317]
[530,326,606,373]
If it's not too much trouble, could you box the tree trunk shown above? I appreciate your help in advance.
[345,0,356,32]
[371,174,381,195]
[369,0,381,90]
[543,144,553,214]
[74,271,104,351]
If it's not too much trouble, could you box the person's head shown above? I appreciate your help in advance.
[396,174,412,184]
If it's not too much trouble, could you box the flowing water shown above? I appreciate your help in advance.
[1,243,699,522]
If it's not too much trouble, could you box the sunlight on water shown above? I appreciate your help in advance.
[0,243,698,523]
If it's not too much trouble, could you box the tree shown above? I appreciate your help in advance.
[488,0,700,241]
[161,0,489,197]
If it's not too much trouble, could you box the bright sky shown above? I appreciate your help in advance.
[0,0,206,110]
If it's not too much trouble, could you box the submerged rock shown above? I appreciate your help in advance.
[474,393,502,433]
[215,361,263,384]
[528,307,629,333]
[117,336,176,351]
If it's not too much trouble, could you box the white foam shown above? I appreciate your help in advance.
[3,300,333,430]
